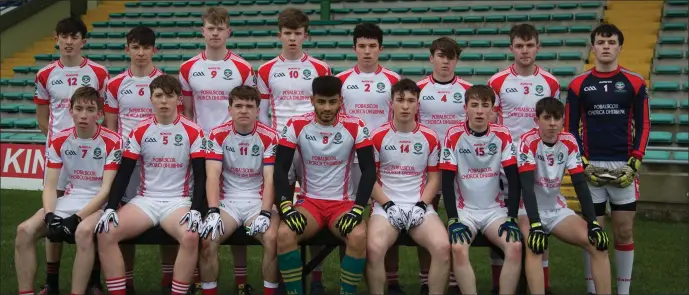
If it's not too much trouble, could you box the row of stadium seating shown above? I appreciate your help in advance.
[120,1,604,10]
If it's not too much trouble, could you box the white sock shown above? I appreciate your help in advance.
[582,251,596,294]
[201,281,217,290]
[264,281,279,288]
[615,243,635,295]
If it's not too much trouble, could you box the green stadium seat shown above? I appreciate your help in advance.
[536,4,555,10]
[317,41,337,49]
[236,42,256,49]
[309,29,328,36]
[569,25,593,33]
[13,66,30,74]
[450,6,470,12]
[477,28,499,35]
[255,42,275,49]
[681,114,689,125]
[536,52,557,60]
[559,52,582,60]
[552,67,577,75]
[649,98,677,109]
[158,21,176,28]
[552,13,574,21]
[109,13,123,18]
[8,79,27,86]
[14,118,37,129]
[401,41,424,48]
[411,29,433,35]
[455,67,474,76]
[471,5,491,12]
[301,42,316,49]
[108,67,124,75]
[659,36,686,45]
[468,40,491,48]
[493,5,512,11]
[492,40,511,48]
[541,39,563,47]
[652,82,680,91]
[484,53,507,61]
[460,53,483,61]
[656,50,684,59]
[674,151,688,161]
[180,43,199,50]
[124,2,139,7]
[412,54,429,61]
[399,17,419,24]
[323,54,346,61]
[649,131,673,144]
[105,54,125,61]
[456,40,468,48]
[0,119,15,128]
[329,29,349,36]
[580,2,602,8]
[233,31,251,37]
[681,99,689,109]
[430,7,449,13]
[382,41,400,48]
[107,32,125,38]
[188,1,204,6]
[654,65,683,75]
[565,39,588,47]
[360,17,380,24]
[664,10,689,18]
[529,14,550,21]
[241,54,262,61]
[576,13,598,20]
[341,18,360,25]
[0,79,7,86]
[380,17,400,24]
[345,54,357,61]
[8,133,35,141]
[546,26,568,33]
[390,29,411,36]
[92,22,108,28]
[31,133,47,142]
[229,20,246,26]
[463,16,484,23]
[89,32,107,39]
[645,151,671,161]
[421,17,442,24]
[558,3,578,9]
[159,43,179,50]
[390,54,412,61]
[401,67,425,76]
[485,15,506,23]
[433,29,454,35]
[353,8,371,14]
[650,113,675,125]
[159,54,180,61]
[677,132,689,144]
[474,67,499,76]
[181,54,196,60]
[243,11,259,17]
[684,81,689,91]
[309,53,324,60]
[0,104,19,113]
[163,67,179,75]
[172,12,189,17]
[443,16,462,23]
[378,54,390,61]
[372,8,389,13]
[389,7,408,13]
[455,28,475,35]
[667,0,689,5]
[515,4,534,11]
[21,93,33,101]
[18,105,36,114]
[3,92,23,101]
[661,22,687,31]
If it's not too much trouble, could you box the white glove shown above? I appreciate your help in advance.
[382,201,408,231]
[94,208,119,233]
[179,209,203,232]
[200,208,224,240]
[407,201,427,230]
[246,210,272,236]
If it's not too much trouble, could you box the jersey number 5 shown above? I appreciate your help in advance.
[163,136,168,145]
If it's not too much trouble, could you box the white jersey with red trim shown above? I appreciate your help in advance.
[34,58,109,141]
[488,65,560,144]
[517,128,584,211]
[46,126,122,199]
[123,115,206,199]
[279,112,371,201]
[338,65,400,131]
[372,122,440,205]
[104,68,166,137]
[179,51,256,133]
[207,121,279,200]
[257,53,331,131]
[417,76,473,143]
[439,123,517,210]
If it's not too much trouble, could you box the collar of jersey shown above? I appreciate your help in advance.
[312,112,340,126]
[354,65,382,75]
[71,124,102,140]
[152,114,181,126]
[510,64,540,77]
[463,122,490,137]
[57,57,88,69]
[127,67,160,78]
[390,120,419,134]
[278,52,309,62]
[590,66,621,78]
[231,120,257,135]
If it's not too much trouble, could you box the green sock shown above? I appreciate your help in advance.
[340,254,365,295]
[278,250,304,295]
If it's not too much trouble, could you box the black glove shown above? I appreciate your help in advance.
[587,221,610,251]
[527,221,548,254]
[44,212,63,242]
[60,214,82,236]
[498,217,523,243]
[279,201,307,234]
[335,205,364,237]
[447,217,473,244]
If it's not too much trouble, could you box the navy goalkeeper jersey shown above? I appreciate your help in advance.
[565,66,650,162]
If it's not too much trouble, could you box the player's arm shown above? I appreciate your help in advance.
[273,144,295,207]
[631,83,651,160]
[190,157,207,211]
[371,183,391,204]
[104,157,136,209]
[354,145,376,207]
[571,172,596,223]
[37,105,50,135]
[441,170,459,219]
[518,169,541,222]
[503,164,521,218]
[258,100,270,125]
[42,167,60,213]
[78,169,117,218]
[104,113,118,131]
[34,76,51,135]
[182,95,194,120]
[256,67,271,125]
[205,159,222,208]
[261,165,275,211]
[420,170,440,204]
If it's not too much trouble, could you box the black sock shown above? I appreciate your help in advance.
[46,261,60,290]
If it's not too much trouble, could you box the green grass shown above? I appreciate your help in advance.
[1,189,688,294]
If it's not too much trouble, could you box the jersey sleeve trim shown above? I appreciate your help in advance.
[86,60,110,93]
[257,58,279,99]
[230,54,255,85]
[307,56,332,77]
[179,54,202,95]
[33,63,58,104]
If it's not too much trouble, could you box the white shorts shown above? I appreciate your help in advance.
[288,151,303,185]
[54,197,95,218]
[588,161,640,205]
[371,202,437,221]
[122,164,142,203]
[457,207,508,235]
[219,198,262,226]
[350,163,361,197]
[538,207,577,234]
[128,197,191,226]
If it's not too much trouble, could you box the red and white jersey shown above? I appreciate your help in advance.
[338,65,400,130]
[372,122,440,205]
[46,126,122,199]
[257,53,331,131]
[517,128,584,211]
[179,51,256,133]
[488,65,560,144]
[279,112,371,201]
[104,68,167,137]
[439,123,517,210]
[123,115,206,199]
[34,58,109,141]
[417,76,473,143]
[207,121,279,200]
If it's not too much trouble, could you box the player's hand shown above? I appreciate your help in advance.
[382,201,408,231]
[280,201,307,234]
[94,209,119,234]
[246,210,271,236]
[587,221,609,251]
[200,207,224,240]
[498,217,523,243]
[527,222,548,254]
[336,205,364,237]
[610,157,640,188]
[582,157,611,187]
[60,214,82,236]
[179,209,203,233]
[407,201,427,230]
[44,212,64,242]
[447,218,472,244]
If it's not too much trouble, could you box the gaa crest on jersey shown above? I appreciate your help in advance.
[413,143,423,155]
[557,152,565,165]
[614,82,626,93]
[174,134,183,146]
[453,92,463,103]
[333,132,343,144]
[223,69,233,80]
[487,143,498,155]
[251,144,260,156]
[207,140,214,150]
[519,153,528,162]
[376,82,386,93]
[443,148,451,160]
[113,150,123,163]
[124,139,131,150]
[535,85,544,96]
[510,144,517,156]
[201,138,208,150]
[302,69,312,80]
[81,75,91,86]
[93,147,103,160]
[362,127,370,138]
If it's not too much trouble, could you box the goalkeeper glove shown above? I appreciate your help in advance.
[527,221,548,254]
[280,200,307,234]
[336,205,364,237]
[382,201,408,231]
[587,221,610,251]
[498,217,523,243]
[447,218,472,244]
[406,201,427,230]
[44,212,64,242]
[60,214,82,236]
[610,157,640,188]
[582,156,610,187]
[200,207,224,240]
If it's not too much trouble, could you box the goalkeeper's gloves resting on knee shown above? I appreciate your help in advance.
[60,214,82,236]
[610,157,640,188]
[200,207,224,240]
[582,156,611,187]
[447,218,472,245]
[498,217,523,243]
[280,200,307,234]
[44,212,64,242]
[382,201,408,231]
[406,201,427,230]
[587,221,610,251]
[179,209,203,233]
[336,205,364,237]
[94,208,119,233]
[246,210,271,236]
[527,221,548,254]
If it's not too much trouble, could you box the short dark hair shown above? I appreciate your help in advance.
[390,78,420,100]
[55,17,87,39]
[352,23,383,46]
[429,37,462,60]
[312,76,341,97]
[590,23,624,46]
[510,24,539,44]
[465,85,496,105]
[70,86,103,111]
[149,75,181,96]
[278,8,309,31]
[229,85,261,106]
[126,26,156,47]
[535,97,565,119]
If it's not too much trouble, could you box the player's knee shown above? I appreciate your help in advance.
[428,239,451,261]
[277,224,298,250]
[75,224,95,249]
[261,227,278,249]
[613,224,634,243]
[200,237,218,258]
[97,231,118,248]
[15,220,38,246]
[366,238,388,260]
[179,231,199,250]
[346,224,367,252]
[503,241,522,262]
[451,244,470,264]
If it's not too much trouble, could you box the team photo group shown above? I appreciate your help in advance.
[14,5,649,295]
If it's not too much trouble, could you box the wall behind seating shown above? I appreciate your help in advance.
[0,1,69,60]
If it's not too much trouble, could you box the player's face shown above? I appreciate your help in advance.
[391,91,418,123]
[150,88,179,118]
[278,27,308,54]
[229,98,258,126]
[55,32,86,58]
[430,51,458,78]
[536,112,563,139]
[311,94,341,125]
[465,98,493,129]
[592,34,622,64]
[70,99,101,130]
[510,37,539,67]
[354,38,382,67]
[202,22,230,49]
[125,42,157,67]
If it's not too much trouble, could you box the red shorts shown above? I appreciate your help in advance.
[295,195,354,229]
